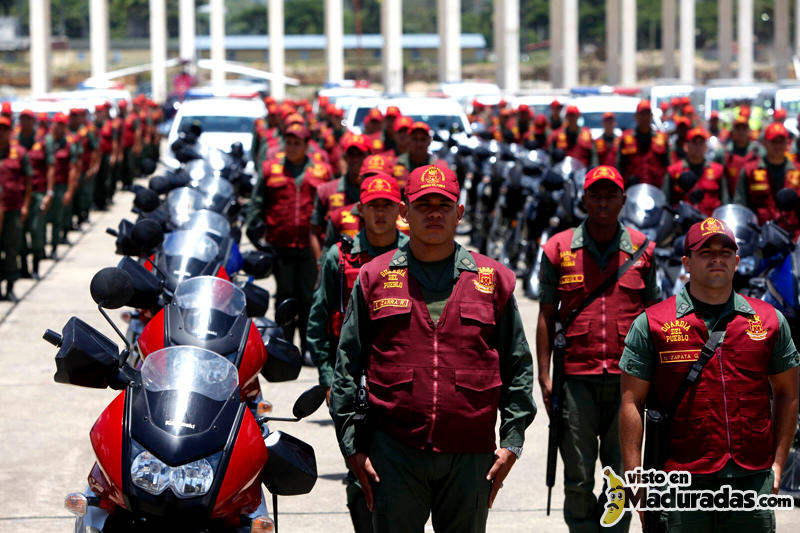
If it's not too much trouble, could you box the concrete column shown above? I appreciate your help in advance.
[149,0,167,103]
[179,0,196,62]
[776,0,790,79]
[549,0,563,88]
[662,0,676,78]
[738,0,753,82]
[620,0,636,85]
[90,0,109,78]
[796,0,800,57]
[29,0,51,96]
[381,0,403,93]
[494,0,519,92]
[679,0,695,82]
[719,0,733,78]
[437,0,461,83]
[210,0,225,87]
[269,0,286,100]
[562,0,578,88]
[606,0,620,85]
[325,0,345,83]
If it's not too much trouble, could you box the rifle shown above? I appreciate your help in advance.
[545,329,566,515]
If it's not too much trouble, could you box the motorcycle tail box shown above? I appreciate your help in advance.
[262,337,302,382]
[262,431,317,496]
[53,317,120,388]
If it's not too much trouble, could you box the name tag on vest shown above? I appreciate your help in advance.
[373,298,410,311]
[559,274,584,285]
[659,349,700,364]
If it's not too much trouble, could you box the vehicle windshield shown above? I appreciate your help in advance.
[623,184,667,229]
[141,346,238,435]
[162,230,219,287]
[174,276,246,340]
[196,177,234,212]
[579,112,635,131]
[166,187,206,226]
[179,210,231,242]
[178,115,254,134]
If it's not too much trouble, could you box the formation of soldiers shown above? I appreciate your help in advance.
[0,95,163,301]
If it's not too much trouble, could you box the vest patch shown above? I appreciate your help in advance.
[659,349,701,364]
[473,267,496,294]
[745,315,768,341]
[330,193,344,208]
[660,319,691,342]
[560,250,577,267]
[372,297,410,311]
[381,268,406,289]
[559,274,584,285]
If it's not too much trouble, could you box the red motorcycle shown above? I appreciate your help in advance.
[46,268,324,532]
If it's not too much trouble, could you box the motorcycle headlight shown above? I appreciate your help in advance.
[171,459,215,498]
[131,451,171,495]
[131,446,217,498]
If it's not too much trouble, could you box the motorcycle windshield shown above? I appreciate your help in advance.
[185,159,212,183]
[166,187,205,227]
[174,276,246,340]
[197,177,234,212]
[179,210,231,243]
[141,346,238,435]
[623,184,667,229]
[712,204,759,257]
[162,230,220,286]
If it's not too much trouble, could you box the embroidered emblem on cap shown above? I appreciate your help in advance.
[421,166,446,189]
[699,217,724,237]
[474,267,496,294]
[745,315,768,341]
[368,156,385,169]
[368,178,391,193]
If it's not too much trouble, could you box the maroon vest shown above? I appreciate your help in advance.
[315,178,348,225]
[26,136,47,193]
[262,158,331,247]
[595,135,620,168]
[543,227,654,375]
[0,143,27,211]
[330,204,361,240]
[329,243,372,337]
[98,120,114,154]
[666,160,725,216]
[52,135,73,185]
[359,250,516,453]
[723,142,759,193]
[645,296,779,474]
[620,130,668,187]
[551,127,593,168]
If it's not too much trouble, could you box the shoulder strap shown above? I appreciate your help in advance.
[559,238,650,334]
[665,316,729,417]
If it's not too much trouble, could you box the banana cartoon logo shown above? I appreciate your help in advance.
[601,467,627,527]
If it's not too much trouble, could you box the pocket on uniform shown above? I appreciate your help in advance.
[369,366,414,388]
[459,302,496,326]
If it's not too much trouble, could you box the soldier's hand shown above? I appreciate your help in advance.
[62,191,73,206]
[21,206,28,223]
[346,453,380,511]
[325,387,331,406]
[772,463,782,494]
[486,448,516,509]
[538,375,553,417]
[41,194,52,212]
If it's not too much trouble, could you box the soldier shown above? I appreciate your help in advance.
[663,128,728,216]
[69,108,99,225]
[393,122,446,190]
[307,173,408,533]
[620,217,799,532]
[708,111,730,143]
[548,106,594,168]
[119,99,140,191]
[15,109,52,280]
[537,165,658,532]
[735,122,800,237]
[716,115,760,194]
[549,100,564,131]
[245,123,332,354]
[331,163,535,533]
[46,113,81,259]
[389,116,413,159]
[382,106,401,152]
[0,116,32,301]
[94,103,117,210]
[594,112,620,168]
[618,100,669,187]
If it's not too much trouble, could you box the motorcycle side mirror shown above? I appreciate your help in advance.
[90,267,136,310]
[243,282,270,318]
[242,250,274,279]
[46,317,121,389]
[275,298,301,328]
[130,219,164,252]
[292,385,327,419]
[117,256,161,309]
[149,175,171,195]
[167,170,191,189]
[134,188,160,213]
[776,188,799,212]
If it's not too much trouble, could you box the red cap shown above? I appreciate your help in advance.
[409,121,431,134]
[765,122,789,141]
[659,101,670,111]
[670,97,681,107]
[710,111,720,120]
[94,104,105,112]
[394,116,414,132]
[602,111,615,121]
[343,133,371,153]
[534,114,548,132]
[405,164,459,203]
[385,106,401,117]
[37,112,49,123]
[687,127,709,141]
[284,113,305,126]
[1,102,11,115]
[118,99,128,108]
[0,116,10,128]
[680,96,691,105]
[284,123,310,140]
[740,106,751,118]
[53,113,68,125]
[636,100,652,113]
[550,100,562,109]
[498,99,508,109]
[685,217,738,252]
[674,116,691,127]
[518,104,531,116]
[360,173,401,204]
[360,154,393,177]
[733,115,749,127]
[69,108,83,116]
[472,100,485,110]
[683,105,695,116]
[19,109,35,118]
[317,96,329,107]
[366,108,383,123]
[774,108,788,121]
[583,165,624,191]
[500,107,514,117]
[565,105,580,116]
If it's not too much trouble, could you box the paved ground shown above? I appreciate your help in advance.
[0,178,796,532]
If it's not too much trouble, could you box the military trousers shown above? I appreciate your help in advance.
[94,154,111,209]
[121,147,134,187]
[273,246,316,349]
[77,171,94,217]
[47,183,68,246]
[559,375,631,533]
[23,192,47,259]
[368,431,494,533]
[0,209,22,282]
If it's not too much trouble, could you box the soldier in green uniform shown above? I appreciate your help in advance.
[69,108,98,226]
[620,217,799,532]
[307,173,407,532]
[46,113,81,258]
[0,116,33,301]
[331,164,535,533]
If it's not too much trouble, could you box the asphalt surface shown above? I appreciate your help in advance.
[0,179,797,532]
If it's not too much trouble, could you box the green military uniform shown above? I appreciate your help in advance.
[0,146,33,291]
[47,134,81,248]
[620,287,799,532]
[332,242,535,533]
[539,221,659,533]
[74,125,99,222]
[18,133,53,269]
